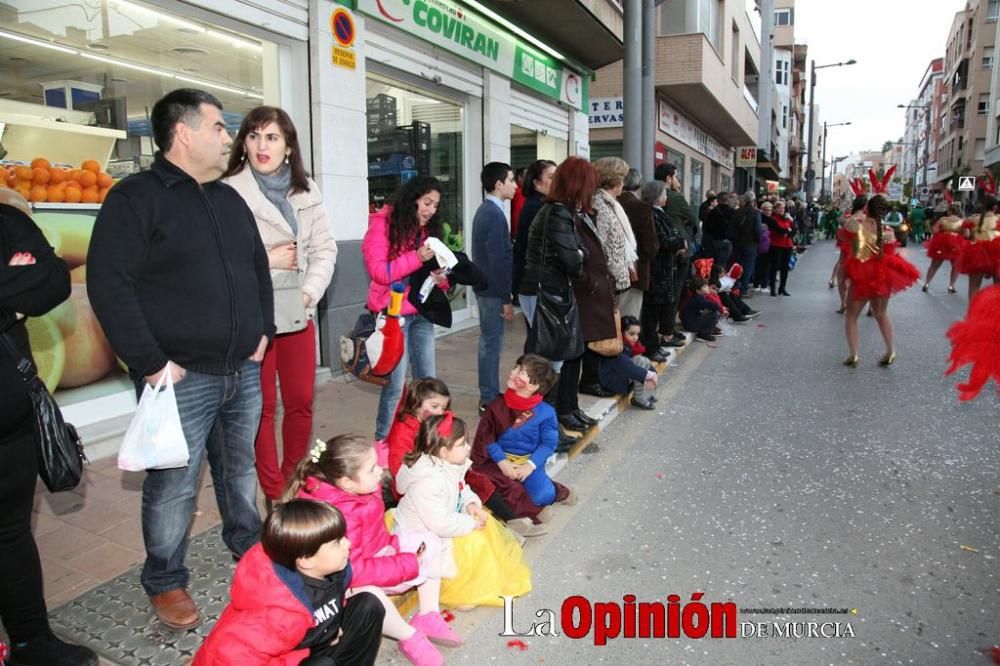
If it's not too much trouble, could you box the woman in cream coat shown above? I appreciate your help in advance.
[223,106,337,504]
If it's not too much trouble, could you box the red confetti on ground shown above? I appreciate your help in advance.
[756,323,767,328]
[655,472,665,479]
[442,610,455,623]
[507,639,529,651]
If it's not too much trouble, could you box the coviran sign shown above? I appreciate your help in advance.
[357,0,587,111]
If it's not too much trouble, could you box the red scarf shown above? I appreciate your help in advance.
[623,336,645,356]
[503,389,543,411]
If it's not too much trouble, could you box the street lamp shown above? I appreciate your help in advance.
[898,103,931,202]
[806,59,857,199]
[820,121,851,202]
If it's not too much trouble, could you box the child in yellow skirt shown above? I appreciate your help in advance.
[393,412,532,608]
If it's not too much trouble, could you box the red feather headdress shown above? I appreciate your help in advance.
[982,173,997,196]
[868,166,896,196]
[849,178,867,197]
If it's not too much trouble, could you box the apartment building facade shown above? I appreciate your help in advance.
[936,0,996,191]
[589,0,761,201]
[982,2,1000,170]
[772,0,807,191]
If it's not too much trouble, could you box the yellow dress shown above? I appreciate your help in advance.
[439,515,532,608]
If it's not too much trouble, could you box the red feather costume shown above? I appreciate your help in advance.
[956,174,1000,276]
[946,284,1000,400]
[843,168,920,300]
[924,191,967,262]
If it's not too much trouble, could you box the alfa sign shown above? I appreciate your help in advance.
[357,0,588,111]
[736,147,757,168]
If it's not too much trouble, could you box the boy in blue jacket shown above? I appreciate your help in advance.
[471,355,576,520]
[597,316,660,410]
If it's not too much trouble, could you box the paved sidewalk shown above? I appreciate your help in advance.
[27,314,691,664]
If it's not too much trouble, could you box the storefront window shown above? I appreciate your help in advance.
[720,173,732,193]
[365,75,466,310]
[0,0,276,411]
[689,158,704,206]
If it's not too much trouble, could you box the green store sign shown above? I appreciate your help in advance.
[355,0,588,112]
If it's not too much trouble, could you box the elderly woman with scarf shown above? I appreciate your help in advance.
[223,106,337,505]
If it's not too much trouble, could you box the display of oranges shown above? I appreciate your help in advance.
[0,157,115,204]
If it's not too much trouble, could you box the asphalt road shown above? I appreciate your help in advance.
[408,240,998,666]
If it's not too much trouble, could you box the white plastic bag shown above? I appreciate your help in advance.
[118,364,190,471]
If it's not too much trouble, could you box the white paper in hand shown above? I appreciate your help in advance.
[118,364,190,471]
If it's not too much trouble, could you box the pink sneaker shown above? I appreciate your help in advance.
[411,610,464,647]
[398,630,443,666]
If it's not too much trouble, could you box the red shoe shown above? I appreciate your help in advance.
[411,611,464,647]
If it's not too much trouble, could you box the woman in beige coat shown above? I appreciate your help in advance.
[223,106,337,504]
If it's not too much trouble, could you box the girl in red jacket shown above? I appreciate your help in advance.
[286,434,455,666]
[193,499,384,665]
[386,379,543,539]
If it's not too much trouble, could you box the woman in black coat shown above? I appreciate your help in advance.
[0,192,97,665]
[512,159,557,301]
[518,157,604,436]
[640,180,687,355]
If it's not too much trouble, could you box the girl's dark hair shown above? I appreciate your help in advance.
[398,378,451,422]
[976,194,997,233]
[689,276,708,291]
[262,499,346,570]
[388,176,444,259]
[404,413,467,467]
[866,195,890,255]
[851,195,868,214]
[522,159,557,199]
[947,202,963,216]
[282,434,374,501]
[620,315,640,331]
[547,157,598,215]
[224,106,310,194]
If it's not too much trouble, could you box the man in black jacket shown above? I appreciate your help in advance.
[88,89,275,631]
[654,162,697,345]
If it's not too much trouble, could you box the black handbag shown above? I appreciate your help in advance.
[1,332,87,492]
[525,207,584,361]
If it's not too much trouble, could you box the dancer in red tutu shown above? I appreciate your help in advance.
[956,174,999,301]
[831,179,868,314]
[842,167,920,367]
[922,193,966,294]
[946,284,1000,400]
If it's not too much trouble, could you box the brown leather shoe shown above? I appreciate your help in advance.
[149,588,201,630]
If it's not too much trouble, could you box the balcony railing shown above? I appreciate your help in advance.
[743,86,759,114]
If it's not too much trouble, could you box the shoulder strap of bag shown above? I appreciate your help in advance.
[0,331,38,382]
[536,205,552,291]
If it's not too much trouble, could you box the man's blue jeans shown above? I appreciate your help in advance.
[136,361,262,595]
[375,314,436,440]
[477,295,506,405]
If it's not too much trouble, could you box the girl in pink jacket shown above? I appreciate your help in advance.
[363,177,448,440]
[284,434,460,666]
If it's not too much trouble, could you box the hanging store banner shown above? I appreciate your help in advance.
[589,96,624,128]
[357,0,588,111]
[735,146,757,168]
[658,100,734,169]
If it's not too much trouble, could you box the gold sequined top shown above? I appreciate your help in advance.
[845,218,893,262]
[937,216,963,233]
[968,213,998,242]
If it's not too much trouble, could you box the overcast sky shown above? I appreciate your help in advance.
[795,0,966,166]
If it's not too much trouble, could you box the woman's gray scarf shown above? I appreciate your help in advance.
[251,164,298,236]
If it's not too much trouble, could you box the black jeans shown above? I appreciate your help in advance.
[0,427,49,643]
[682,310,720,335]
[753,251,770,287]
[640,297,677,349]
[579,349,601,388]
[556,354,583,416]
[303,591,385,666]
[768,247,792,293]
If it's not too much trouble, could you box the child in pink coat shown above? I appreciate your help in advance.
[285,434,461,666]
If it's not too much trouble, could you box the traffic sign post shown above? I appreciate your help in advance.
[958,176,976,191]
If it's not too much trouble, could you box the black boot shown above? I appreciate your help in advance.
[556,428,580,453]
[11,630,98,666]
